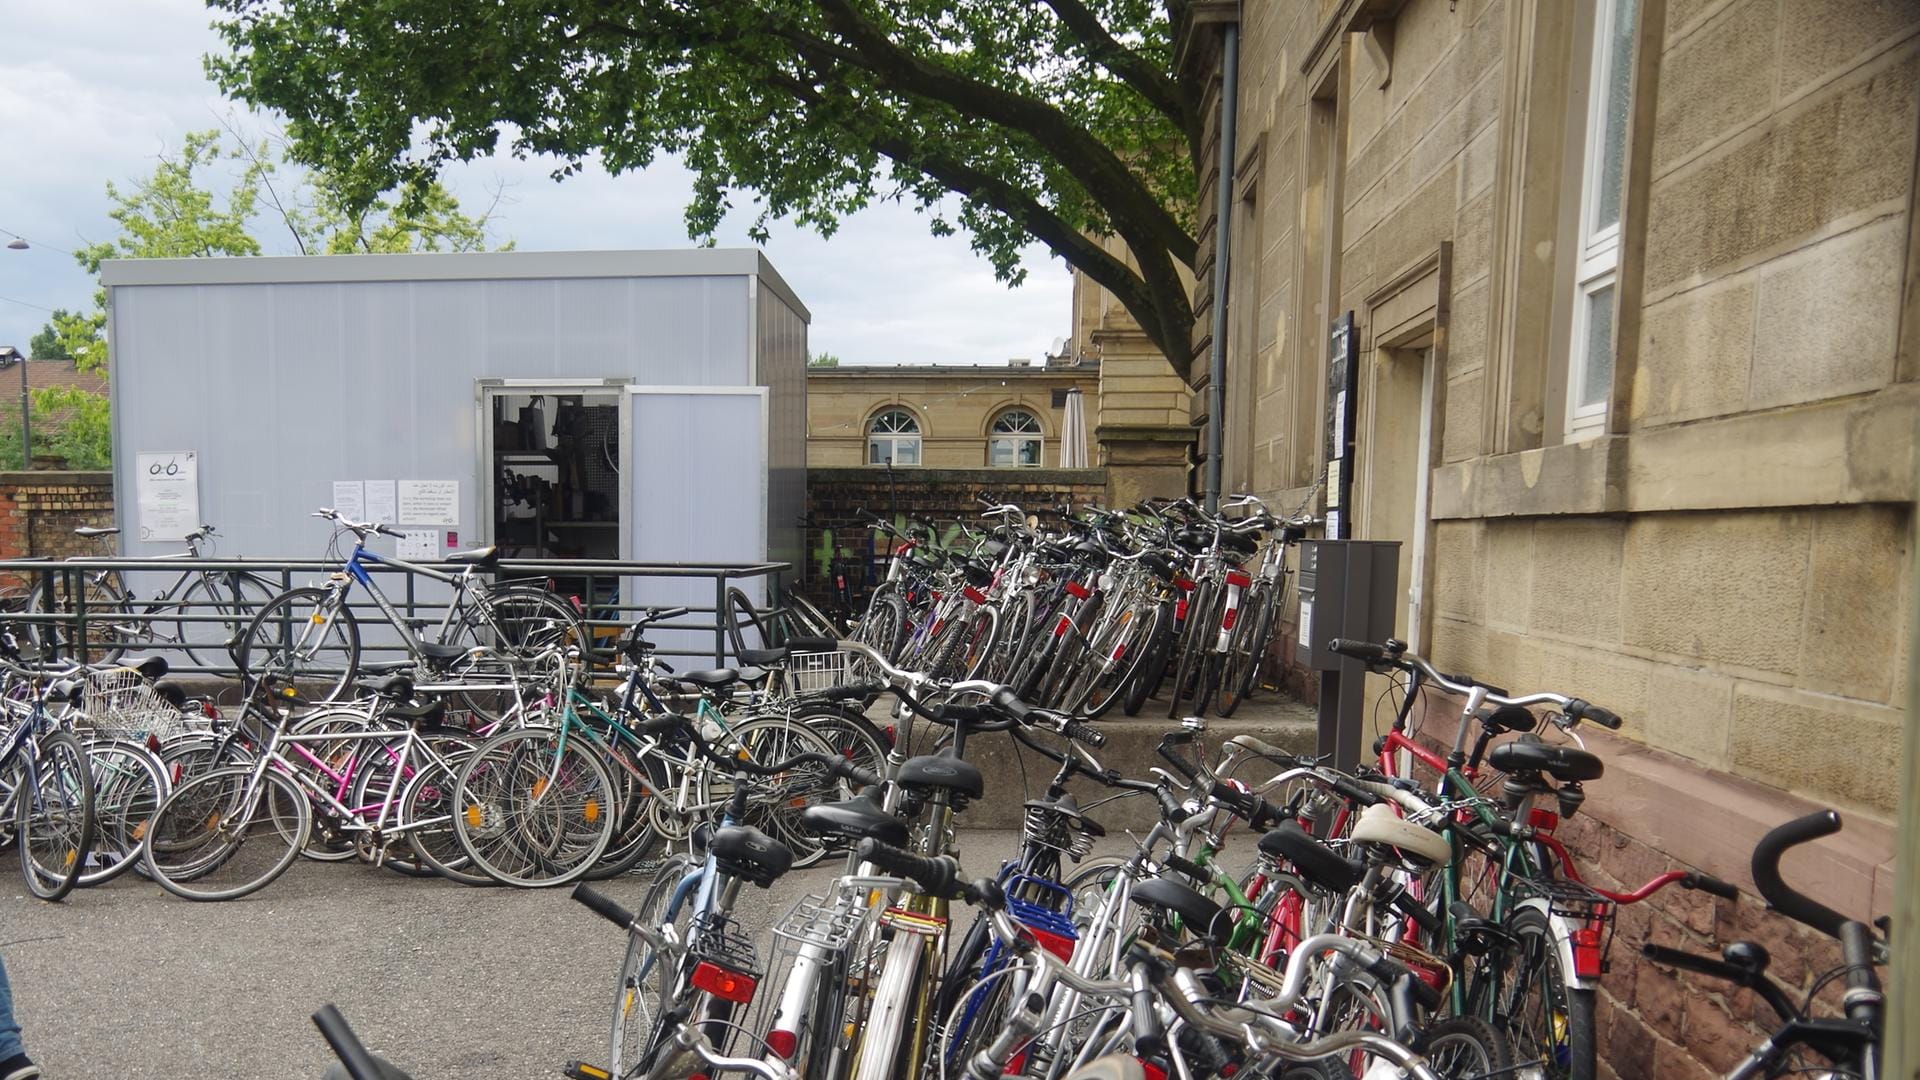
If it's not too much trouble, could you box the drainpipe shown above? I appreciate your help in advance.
[1204,21,1240,513]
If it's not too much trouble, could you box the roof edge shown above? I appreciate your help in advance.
[100,249,807,319]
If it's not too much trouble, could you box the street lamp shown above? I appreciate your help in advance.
[0,347,25,469]
[4,239,24,251]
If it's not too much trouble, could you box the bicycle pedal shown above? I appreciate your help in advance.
[563,1062,611,1080]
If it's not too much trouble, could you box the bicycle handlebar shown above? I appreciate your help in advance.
[1328,637,1624,729]
[313,1005,411,1080]
[1751,810,1853,939]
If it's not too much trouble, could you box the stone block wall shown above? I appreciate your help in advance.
[801,466,1108,601]
[0,471,115,568]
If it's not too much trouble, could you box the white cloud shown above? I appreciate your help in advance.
[0,1,1069,365]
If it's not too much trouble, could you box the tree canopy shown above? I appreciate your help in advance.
[207,0,1207,376]
[29,313,75,361]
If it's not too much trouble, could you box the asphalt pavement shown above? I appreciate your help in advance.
[1,830,1153,1080]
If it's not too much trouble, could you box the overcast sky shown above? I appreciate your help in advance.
[0,1,1072,367]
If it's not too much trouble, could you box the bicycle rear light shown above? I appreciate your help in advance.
[765,1029,799,1060]
[690,960,757,1004]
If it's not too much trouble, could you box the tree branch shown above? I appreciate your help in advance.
[803,0,1198,268]
[1035,0,1194,130]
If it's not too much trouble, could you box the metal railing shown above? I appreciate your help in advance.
[0,555,791,676]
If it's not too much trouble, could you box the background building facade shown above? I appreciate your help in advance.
[806,362,1100,469]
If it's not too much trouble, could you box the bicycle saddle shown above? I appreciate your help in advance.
[122,655,170,681]
[445,545,498,565]
[74,525,119,538]
[1350,802,1452,866]
[385,698,447,726]
[708,824,794,888]
[1022,793,1106,837]
[46,678,85,705]
[1489,736,1604,783]
[799,790,909,846]
[897,752,985,800]
[1260,820,1363,893]
[675,668,740,690]
[1132,876,1230,945]
[416,642,471,666]
[354,672,414,699]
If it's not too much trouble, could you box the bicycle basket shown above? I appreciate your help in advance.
[80,666,205,742]
[788,649,851,694]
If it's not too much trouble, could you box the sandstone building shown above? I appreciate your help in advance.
[1137,0,1918,1071]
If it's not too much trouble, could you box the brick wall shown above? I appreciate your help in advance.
[0,471,114,565]
[802,466,1108,601]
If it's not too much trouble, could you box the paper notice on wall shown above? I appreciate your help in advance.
[396,530,440,560]
[1298,598,1314,655]
[1325,459,1343,508]
[364,481,397,525]
[135,451,200,542]
[331,481,365,522]
[398,480,459,526]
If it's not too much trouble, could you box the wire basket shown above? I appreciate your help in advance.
[80,667,205,742]
[789,649,852,694]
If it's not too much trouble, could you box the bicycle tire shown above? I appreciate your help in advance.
[348,726,481,878]
[452,727,617,888]
[696,717,849,869]
[578,743,666,882]
[1216,578,1279,717]
[1061,597,1157,718]
[787,702,891,781]
[1422,1015,1514,1079]
[610,851,695,1080]
[237,585,361,700]
[16,730,96,901]
[1494,906,1596,1080]
[1167,579,1220,718]
[30,572,133,665]
[172,572,279,670]
[398,747,495,886]
[77,737,167,887]
[144,764,310,901]
[1121,602,1177,716]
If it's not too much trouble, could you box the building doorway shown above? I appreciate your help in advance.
[1359,342,1437,652]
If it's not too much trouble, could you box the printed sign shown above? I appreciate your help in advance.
[136,451,200,542]
[396,530,440,560]
[398,480,459,527]
[331,481,365,522]
[364,480,396,525]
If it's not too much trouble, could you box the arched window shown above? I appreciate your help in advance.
[867,409,921,465]
[989,409,1043,467]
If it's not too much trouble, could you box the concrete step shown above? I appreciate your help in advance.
[954,696,1319,831]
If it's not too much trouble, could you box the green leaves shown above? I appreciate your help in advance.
[206,0,1204,374]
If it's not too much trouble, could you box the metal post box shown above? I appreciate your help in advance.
[1296,538,1400,770]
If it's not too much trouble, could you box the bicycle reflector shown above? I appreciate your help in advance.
[1571,926,1605,978]
[765,1029,799,1060]
[690,960,757,1004]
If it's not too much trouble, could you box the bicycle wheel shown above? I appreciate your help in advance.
[16,731,96,901]
[1215,578,1277,717]
[78,738,168,887]
[457,585,584,655]
[30,573,133,665]
[578,744,665,882]
[1167,580,1221,718]
[851,591,906,683]
[789,702,890,782]
[980,593,1034,683]
[609,851,695,1080]
[697,717,847,869]
[453,727,617,888]
[172,573,279,669]
[349,727,480,878]
[1493,906,1596,1080]
[1422,1015,1514,1079]
[144,764,310,901]
[398,748,494,886]
[1121,602,1177,716]
[1059,597,1157,718]
[237,586,361,700]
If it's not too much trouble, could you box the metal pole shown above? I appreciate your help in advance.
[18,357,28,470]
[1204,22,1240,514]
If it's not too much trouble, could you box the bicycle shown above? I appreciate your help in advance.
[29,523,279,666]
[236,508,582,700]
[0,669,97,900]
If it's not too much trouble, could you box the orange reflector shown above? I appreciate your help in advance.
[690,961,757,1004]
[583,799,600,823]
[531,777,548,799]
[465,805,484,828]
[132,819,149,842]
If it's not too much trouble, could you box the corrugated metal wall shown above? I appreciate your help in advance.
[109,273,754,561]
[756,286,809,573]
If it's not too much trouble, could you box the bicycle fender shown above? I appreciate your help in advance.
[1517,897,1599,992]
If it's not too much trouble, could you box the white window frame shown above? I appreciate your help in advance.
[988,409,1044,467]
[1565,0,1636,441]
[867,409,922,466]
